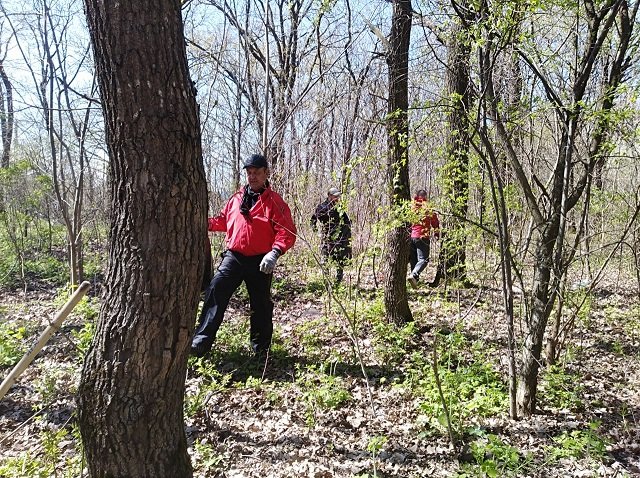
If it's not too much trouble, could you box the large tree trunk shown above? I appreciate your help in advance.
[432,20,471,287]
[384,0,413,324]
[77,1,207,477]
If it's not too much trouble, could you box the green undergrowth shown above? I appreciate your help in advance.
[297,363,352,426]
[455,430,533,477]
[544,421,610,463]
[0,280,633,477]
[0,420,83,478]
[0,321,31,367]
[0,227,68,291]
[538,364,584,411]
[404,330,508,438]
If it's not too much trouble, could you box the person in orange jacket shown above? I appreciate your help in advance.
[191,154,296,358]
[408,189,439,288]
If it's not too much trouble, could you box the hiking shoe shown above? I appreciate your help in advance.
[408,274,418,289]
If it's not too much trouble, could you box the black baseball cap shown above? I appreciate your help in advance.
[243,154,268,169]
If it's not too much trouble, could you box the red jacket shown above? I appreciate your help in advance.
[209,186,296,256]
[410,197,440,239]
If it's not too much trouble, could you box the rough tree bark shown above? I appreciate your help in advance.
[77,1,207,477]
[432,18,471,287]
[384,0,413,324]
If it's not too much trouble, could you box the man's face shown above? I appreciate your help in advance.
[245,166,269,191]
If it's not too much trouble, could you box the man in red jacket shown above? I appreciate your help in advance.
[191,154,297,358]
[408,189,439,289]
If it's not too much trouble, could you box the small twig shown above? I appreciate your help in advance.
[0,408,43,447]
[432,333,458,452]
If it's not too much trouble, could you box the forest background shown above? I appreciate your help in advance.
[0,0,639,476]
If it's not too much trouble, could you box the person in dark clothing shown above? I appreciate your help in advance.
[191,154,297,358]
[311,187,352,284]
[408,189,439,288]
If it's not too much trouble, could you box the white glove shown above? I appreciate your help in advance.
[259,250,280,274]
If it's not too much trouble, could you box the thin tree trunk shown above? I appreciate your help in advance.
[545,277,566,366]
[517,232,557,415]
[478,134,519,419]
[0,60,13,168]
[384,0,413,324]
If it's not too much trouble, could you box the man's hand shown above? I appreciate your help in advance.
[259,250,280,274]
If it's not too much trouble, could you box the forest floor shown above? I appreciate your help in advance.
[0,266,639,477]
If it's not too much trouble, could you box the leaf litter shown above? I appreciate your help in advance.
[0,274,639,477]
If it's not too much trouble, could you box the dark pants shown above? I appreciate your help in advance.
[322,242,351,283]
[409,238,430,279]
[192,250,274,354]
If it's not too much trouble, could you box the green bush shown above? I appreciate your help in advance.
[0,248,69,289]
[83,251,106,281]
[545,422,609,462]
[0,424,82,478]
[185,368,232,418]
[0,452,46,477]
[456,432,532,477]
[0,322,28,367]
[0,160,67,288]
[54,288,101,361]
[193,440,226,473]
[539,365,584,411]
[0,241,19,288]
[71,320,96,360]
[407,332,507,437]
[24,254,68,286]
[298,364,351,426]
[33,363,77,408]
[372,320,418,365]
